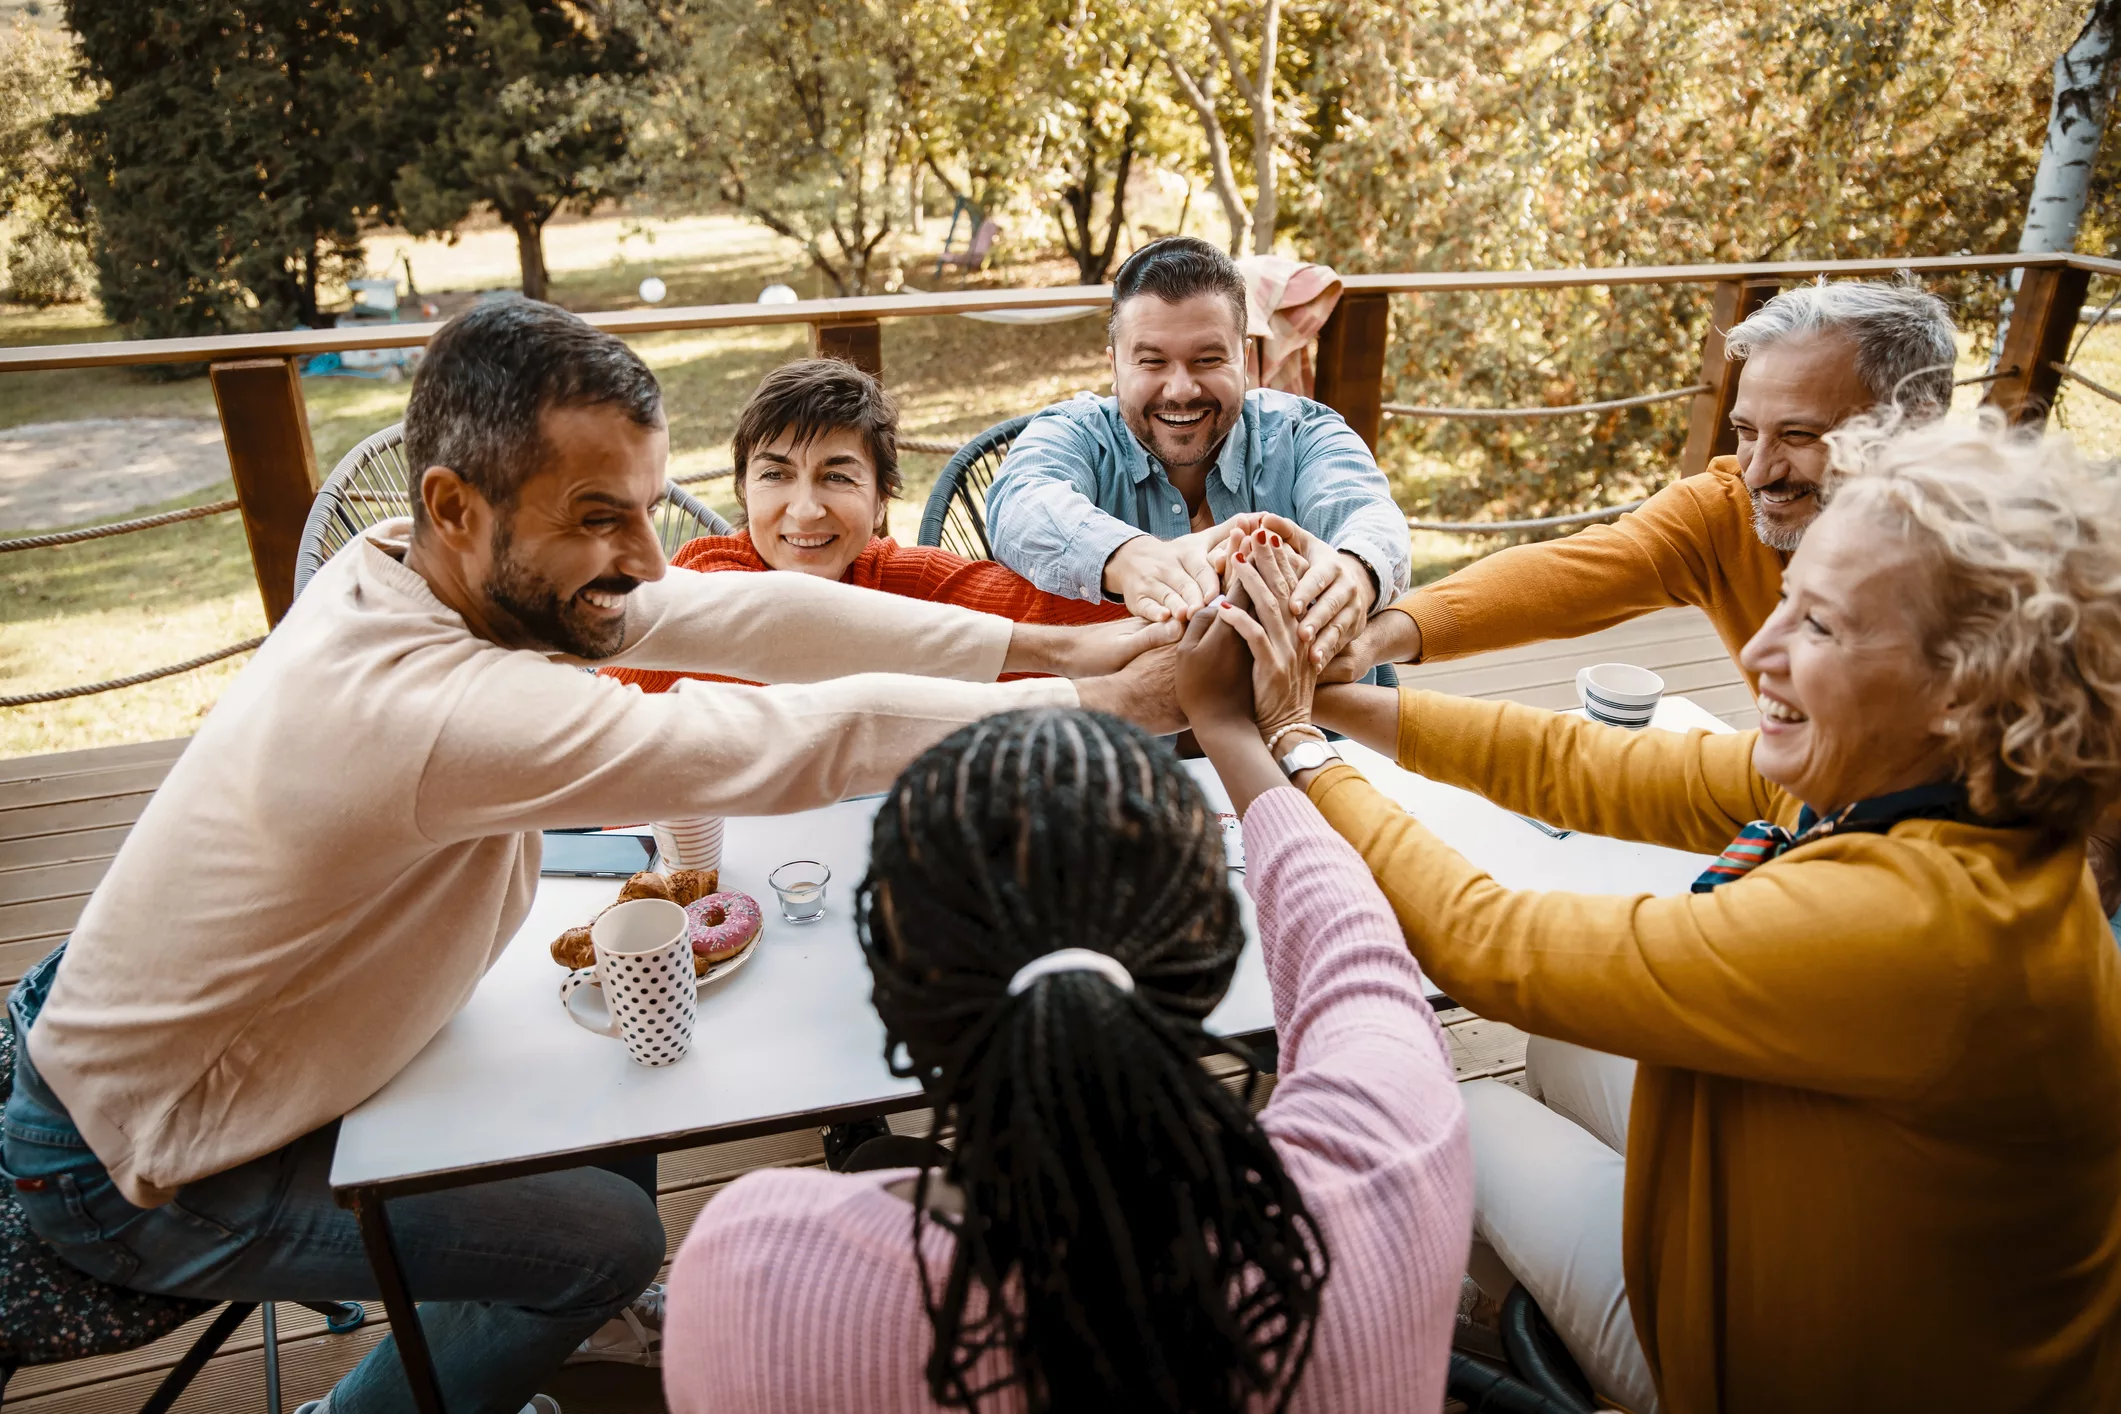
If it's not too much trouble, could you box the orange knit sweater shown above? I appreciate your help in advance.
[604,533,1127,693]
[1394,456,1785,689]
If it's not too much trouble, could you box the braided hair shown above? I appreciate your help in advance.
[857,708,1329,1413]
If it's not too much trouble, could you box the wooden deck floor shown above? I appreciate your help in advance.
[0,606,1747,1413]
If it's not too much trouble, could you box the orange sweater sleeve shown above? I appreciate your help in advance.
[1395,464,1750,663]
[1303,748,1979,1101]
[871,542,1128,626]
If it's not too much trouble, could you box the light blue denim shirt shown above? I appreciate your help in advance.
[984,389,1411,604]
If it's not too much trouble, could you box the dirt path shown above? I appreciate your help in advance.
[0,418,231,531]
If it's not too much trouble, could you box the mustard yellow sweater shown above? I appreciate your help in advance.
[1308,690,2121,1414]
[1395,456,1784,689]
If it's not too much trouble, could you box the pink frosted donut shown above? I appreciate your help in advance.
[685,891,762,964]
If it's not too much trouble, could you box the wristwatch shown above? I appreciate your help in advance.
[1278,737,1341,778]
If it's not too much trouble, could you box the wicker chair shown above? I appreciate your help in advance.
[294,423,733,599]
[915,413,1033,561]
[0,1001,362,1412]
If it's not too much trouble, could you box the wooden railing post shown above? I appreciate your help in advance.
[1681,277,1780,477]
[812,319,883,378]
[1313,291,1391,450]
[1984,264,2092,427]
[209,356,318,626]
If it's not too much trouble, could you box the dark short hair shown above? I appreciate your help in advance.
[403,297,663,525]
[1107,236,1248,346]
[730,358,902,521]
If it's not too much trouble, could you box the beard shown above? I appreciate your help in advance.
[1127,396,1241,470]
[483,519,638,659]
[1749,487,1819,553]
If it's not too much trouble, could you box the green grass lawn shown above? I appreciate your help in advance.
[5,231,2118,761]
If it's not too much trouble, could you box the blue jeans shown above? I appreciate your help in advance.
[2,948,665,1414]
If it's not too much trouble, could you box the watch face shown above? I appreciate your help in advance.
[1282,740,1336,774]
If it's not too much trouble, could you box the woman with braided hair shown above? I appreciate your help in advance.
[661,539,1472,1413]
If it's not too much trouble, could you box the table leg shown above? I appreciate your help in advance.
[349,1188,449,1414]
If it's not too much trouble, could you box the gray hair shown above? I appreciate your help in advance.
[1726,276,1958,416]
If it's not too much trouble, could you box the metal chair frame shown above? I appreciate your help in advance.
[915,413,1033,561]
[294,423,732,599]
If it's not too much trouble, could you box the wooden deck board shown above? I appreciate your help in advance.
[0,608,1743,1412]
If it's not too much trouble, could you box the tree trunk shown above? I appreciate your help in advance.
[509,212,551,301]
[1249,0,1281,255]
[2020,0,2121,254]
[1162,48,1251,254]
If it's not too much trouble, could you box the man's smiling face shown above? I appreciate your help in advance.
[473,402,670,658]
[1729,331,1876,552]
[1109,292,1246,472]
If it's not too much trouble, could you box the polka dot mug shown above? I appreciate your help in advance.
[559,897,697,1066]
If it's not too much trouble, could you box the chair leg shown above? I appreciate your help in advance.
[138,1301,256,1414]
[262,1302,281,1414]
[300,1301,366,1335]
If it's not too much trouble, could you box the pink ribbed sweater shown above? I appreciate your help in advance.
[662,786,1473,1413]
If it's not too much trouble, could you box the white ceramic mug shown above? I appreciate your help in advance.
[558,897,697,1066]
[652,816,724,874]
[1576,662,1664,730]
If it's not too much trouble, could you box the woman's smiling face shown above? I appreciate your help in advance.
[742,426,885,581]
[1738,501,1957,814]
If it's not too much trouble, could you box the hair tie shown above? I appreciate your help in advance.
[1006,948,1135,997]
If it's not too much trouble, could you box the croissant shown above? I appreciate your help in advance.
[550,925,597,969]
[616,871,676,904]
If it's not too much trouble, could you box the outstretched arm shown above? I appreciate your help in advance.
[597,565,1178,685]
[1307,761,1974,1102]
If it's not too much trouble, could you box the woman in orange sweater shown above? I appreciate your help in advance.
[605,359,1128,695]
[1222,413,2121,1413]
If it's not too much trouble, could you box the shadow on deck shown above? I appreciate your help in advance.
[0,605,1747,1412]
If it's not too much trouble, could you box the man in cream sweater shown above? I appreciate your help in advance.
[0,299,1181,1414]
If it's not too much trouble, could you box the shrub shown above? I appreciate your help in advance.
[3,228,90,306]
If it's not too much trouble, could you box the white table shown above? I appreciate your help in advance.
[330,696,1733,1412]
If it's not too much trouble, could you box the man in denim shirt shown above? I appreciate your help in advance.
[985,237,1409,668]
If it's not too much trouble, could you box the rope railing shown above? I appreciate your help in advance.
[1382,384,1707,420]
[0,498,240,553]
[2052,361,2121,405]
[673,434,967,487]
[899,435,968,455]
[0,636,266,708]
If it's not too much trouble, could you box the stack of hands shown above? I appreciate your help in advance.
[1072,523,1338,805]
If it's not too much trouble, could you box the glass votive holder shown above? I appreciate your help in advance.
[768,860,831,924]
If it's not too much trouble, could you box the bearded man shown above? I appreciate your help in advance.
[984,236,1411,674]
[2,298,1180,1414]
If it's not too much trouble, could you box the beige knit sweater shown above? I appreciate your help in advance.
[29,523,1076,1206]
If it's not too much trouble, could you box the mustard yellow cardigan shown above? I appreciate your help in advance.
[1307,690,2121,1414]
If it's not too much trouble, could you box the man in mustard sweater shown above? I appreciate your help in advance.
[1325,277,1959,691]
[1,299,1182,1414]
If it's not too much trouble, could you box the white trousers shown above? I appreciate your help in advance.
[1462,1037,1661,1414]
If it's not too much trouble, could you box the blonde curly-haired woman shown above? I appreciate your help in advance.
[1243,412,2121,1413]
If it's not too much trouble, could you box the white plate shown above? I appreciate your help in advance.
[561,929,762,1032]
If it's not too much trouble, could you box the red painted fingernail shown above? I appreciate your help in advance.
[1270,534,1280,546]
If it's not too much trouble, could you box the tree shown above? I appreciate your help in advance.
[0,17,93,305]
[1023,0,1175,285]
[391,1,650,302]
[655,0,924,297]
[64,0,400,335]
[1303,0,2094,523]
[2019,0,2121,253]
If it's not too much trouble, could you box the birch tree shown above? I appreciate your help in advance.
[2018,0,2121,253]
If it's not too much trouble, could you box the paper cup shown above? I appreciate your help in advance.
[1576,662,1664,730]
[652,816,724,873]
